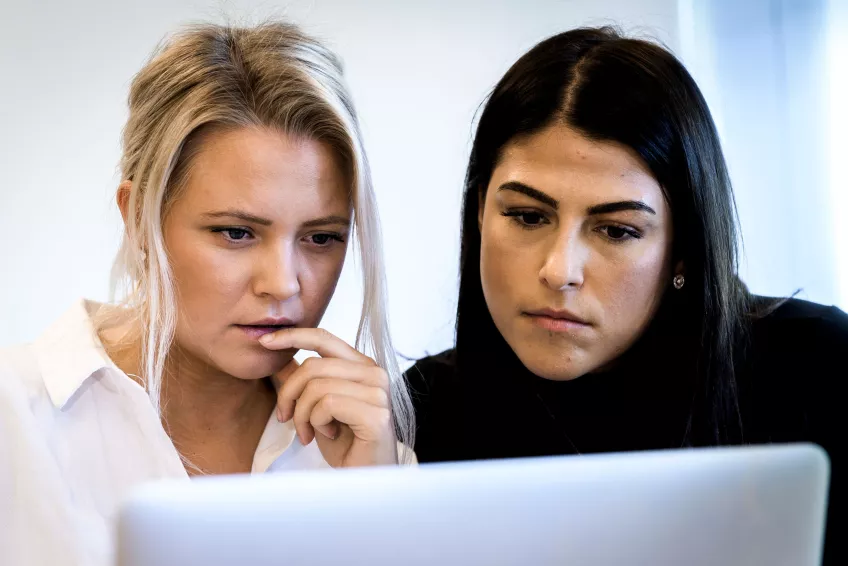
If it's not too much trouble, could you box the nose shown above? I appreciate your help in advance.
[538,227,586,291]
[253,242,301,302]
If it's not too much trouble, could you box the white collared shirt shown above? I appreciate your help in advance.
[0,300,332,566]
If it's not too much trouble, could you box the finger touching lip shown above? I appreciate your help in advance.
[236,324,295,339]
[259,327,367,363]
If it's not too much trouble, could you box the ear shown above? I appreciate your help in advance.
[674,260,685,276]
[477,186,485,232]
[116,180,132,228]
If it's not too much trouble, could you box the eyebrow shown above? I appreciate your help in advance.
[202,210,351,228]
[587,201,656,216]
[497,182,559,209]
[496,181,656,216]
[203,210,273,225]
[302,215,351,228]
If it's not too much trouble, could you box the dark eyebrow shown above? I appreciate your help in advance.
[496,182,656,216]
[587,201,656,216]
[497,182,559,209]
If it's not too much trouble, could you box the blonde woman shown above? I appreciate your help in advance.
[0,21,414,565]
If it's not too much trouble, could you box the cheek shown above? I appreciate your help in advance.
[297,247,347,325]
[166,228,249,323]
[594,244,670,328]
[480,220,537,316]
[480,223,512,305]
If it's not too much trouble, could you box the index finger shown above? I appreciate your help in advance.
[259,327,370,363]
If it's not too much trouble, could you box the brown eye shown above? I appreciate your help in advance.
[518,212,545,226]
[598,225,641,242]
[501,210,549,229]
[605,226,629,239]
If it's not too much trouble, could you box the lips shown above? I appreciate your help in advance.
[525,308,590,325]
[247,317,297,327]
[237,326,293,339]
[523,307,591,333]
[236,317,298,339]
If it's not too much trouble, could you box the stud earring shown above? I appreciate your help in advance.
[673,274,685,290]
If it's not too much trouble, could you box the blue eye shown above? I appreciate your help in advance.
[307,233,344,247]
[225,229,250,240]
[211,227,254,242]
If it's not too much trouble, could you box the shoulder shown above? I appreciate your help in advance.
[746,298,848,563]
[0,345,52,475]
[405,349,456,387]
[404,349,456,405]
[748,296,848,352]
[403,349,456,438]
[0,343,47,403]
[744,296,848,376]
[0,344,57,452]
[741,296,847,434]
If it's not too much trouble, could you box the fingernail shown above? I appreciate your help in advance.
[276,408,283,422]
[259,333,272,344]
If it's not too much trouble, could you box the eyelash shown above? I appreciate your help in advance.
[210,227,346,247]
[500,210,643,242]
[596,224,643,242]
[305,232,346,248]
[211,227,255,242]
[501,210,550,229]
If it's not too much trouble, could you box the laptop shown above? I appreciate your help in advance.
[118,443,829,566]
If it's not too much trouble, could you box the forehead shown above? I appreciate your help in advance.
[491,124,666,212]
[175,127,351,219]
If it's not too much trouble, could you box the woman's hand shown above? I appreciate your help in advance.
[260,328,397,468]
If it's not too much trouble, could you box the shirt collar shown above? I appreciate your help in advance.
[252,415,298,473]
[32,299,119,409]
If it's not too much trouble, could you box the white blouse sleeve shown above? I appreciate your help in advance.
[0,354,105,566]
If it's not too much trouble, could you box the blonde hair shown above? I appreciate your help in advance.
[97,21,415,460]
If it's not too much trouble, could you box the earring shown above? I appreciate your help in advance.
[673,274,685,290]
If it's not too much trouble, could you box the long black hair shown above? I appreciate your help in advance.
[455,27,751,446]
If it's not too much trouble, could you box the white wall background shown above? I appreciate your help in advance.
[0,0,679,358]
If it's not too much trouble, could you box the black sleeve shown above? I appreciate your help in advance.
[761,302,848,565]
[804,307,848,565]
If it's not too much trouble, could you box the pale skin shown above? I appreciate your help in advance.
[479,123,683,381]
[110,126,396,474]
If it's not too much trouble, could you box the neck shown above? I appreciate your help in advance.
[160,345,275,436]
[101,326,277,474]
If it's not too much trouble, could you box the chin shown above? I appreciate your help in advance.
[218,349,295,380]
[512,344,593,382]
[525,363,585,381]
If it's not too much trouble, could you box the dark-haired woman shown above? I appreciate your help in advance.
[407,27,846,563]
